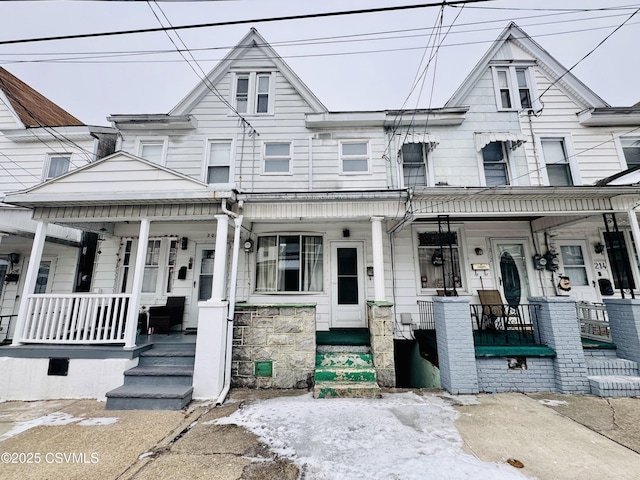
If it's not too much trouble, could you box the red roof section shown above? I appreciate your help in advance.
[0,66,84,127]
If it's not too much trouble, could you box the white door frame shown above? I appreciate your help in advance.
[190,244,215,326]
[330,241,366,329]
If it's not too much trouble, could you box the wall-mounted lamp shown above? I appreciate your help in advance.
[343,229,350,238]
[594,242,605,254]
[244,238,254,253]
[9,252,20,264]
[367,266,374,278]
[181,237,189,250]
[474,248,484,256]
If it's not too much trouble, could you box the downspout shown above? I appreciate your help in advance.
[217,199,242,405]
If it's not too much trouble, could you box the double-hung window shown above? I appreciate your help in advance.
[256,234,323,293]
[541,138,574,186]
[340,141,369,173]
[493,66,536,111]
[416,230,463,291]
[121,238,178,295]
[621,138,640,169]
[401,143,427,187]
[207,141,232,184]
[45,154,70,180]
[482,142,509,186]
[234,72,273,115]
[264,142,291,174]
[139,141,165,165]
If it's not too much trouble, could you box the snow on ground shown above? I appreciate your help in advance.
[0,412,119,441]
[216,392,532,480]
[537,399,569,407]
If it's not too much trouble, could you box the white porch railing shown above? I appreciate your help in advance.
[576,301,612,343]
[19,294,132,345]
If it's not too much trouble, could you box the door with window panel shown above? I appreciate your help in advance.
[556,241,598,302]
[331,242,365,328]
[189,245,215,327]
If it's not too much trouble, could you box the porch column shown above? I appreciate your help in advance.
[370,216,386,302]
[124,218,150,349]
[12,221,48,345]
[210,214,229,302]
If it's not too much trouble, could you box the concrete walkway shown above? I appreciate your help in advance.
[0,389,638,479]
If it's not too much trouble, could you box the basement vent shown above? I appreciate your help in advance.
[254,361,273,377]
[48,358,69,376]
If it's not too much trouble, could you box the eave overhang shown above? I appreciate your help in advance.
[107,114,197,130]
[578,108,640,126]
[305,108,468,129]
[0,125,98,142]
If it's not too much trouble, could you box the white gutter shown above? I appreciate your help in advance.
[216,203,242,406]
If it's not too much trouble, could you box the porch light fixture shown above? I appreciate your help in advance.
[367,266,374,277]
[474,248,484,256]
[594,242,605,254]
[8,253,19,264]
[181,237,189,250]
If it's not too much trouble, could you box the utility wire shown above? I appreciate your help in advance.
[0,0,501,46]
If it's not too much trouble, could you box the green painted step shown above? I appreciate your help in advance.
[314,366,377,383]
[316,352,374,368]
[314,381,381,399]
[316,329,370,346]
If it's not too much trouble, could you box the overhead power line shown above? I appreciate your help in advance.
[0,1,501,46]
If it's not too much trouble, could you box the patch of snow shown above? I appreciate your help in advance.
[0,412,81,442]
[217,392,532,479]
[77,417,119,426]
[538,399,569,407]
[138,451,154,460]
[438,393,480,406]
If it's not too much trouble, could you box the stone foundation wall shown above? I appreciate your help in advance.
[232,304,316,389]
[367,302,396,387]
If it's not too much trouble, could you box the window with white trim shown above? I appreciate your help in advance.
[492,66,535,111]
[139,141,165,164]
[264,142,291,174]
[541,138,573,186]
[120,237,178,295]
[621,137,640,169]
[482,142,509,186]
[44,154,70,180]
[255,234,323,293]
[340,141,369,173]
[401,143,427,187]
[207,141,232,183]
[416,230,463,291]
[233,72,273,115]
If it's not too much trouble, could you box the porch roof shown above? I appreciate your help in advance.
[3,151,234,208]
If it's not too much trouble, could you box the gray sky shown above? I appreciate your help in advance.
[0,0,638,126]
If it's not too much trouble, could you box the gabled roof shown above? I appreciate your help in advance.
[170,28,327,115]
[0,66,84,127]
[3,151,230,207]
[445,22,609,109]
[596,164,640,186]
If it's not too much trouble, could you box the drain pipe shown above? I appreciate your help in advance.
[216,209,243,406]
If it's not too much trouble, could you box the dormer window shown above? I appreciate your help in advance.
[492,66,537,111]
[44,154,70,180]
[233,72,274,115]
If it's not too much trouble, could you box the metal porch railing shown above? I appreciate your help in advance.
[416,300,435,330]
[470,303,542,346]
[18,294,132,345]
[576,301,612,343]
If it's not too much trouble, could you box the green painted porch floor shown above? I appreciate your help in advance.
[581,337,616,349]
[316,329,370,346]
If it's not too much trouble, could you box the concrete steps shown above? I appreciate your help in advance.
[587,356,640,398]
[313,347,381,399]
[106,342,195,410]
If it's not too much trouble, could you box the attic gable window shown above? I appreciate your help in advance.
[139,141,165,165]
[44,154,70,180]
[233,72,273,115]
[492,66,537,111]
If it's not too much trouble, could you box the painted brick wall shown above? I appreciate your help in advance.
[434,297,479,394]
[531,296,589,393]
[476,357,555,393]
[604,299,640,365]
[232,305,316,389]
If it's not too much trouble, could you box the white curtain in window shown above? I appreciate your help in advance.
[256,236,277,291]
[303,236,323,291]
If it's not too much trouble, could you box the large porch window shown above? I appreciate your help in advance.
[416,231,462,290]
[256,235,323,292]
[120,237,177,295]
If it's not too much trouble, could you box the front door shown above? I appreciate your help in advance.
[331,242,366,328]
[491,240,533,305]
[189,244,215,327]
[556,240,598,302]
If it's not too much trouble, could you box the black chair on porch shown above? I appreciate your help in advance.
[148,296,186,334]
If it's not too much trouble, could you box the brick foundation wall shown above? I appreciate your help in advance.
[232,305,316,389]
[476,357,555,393]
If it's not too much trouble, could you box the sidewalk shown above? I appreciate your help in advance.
[0,389,638,479]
